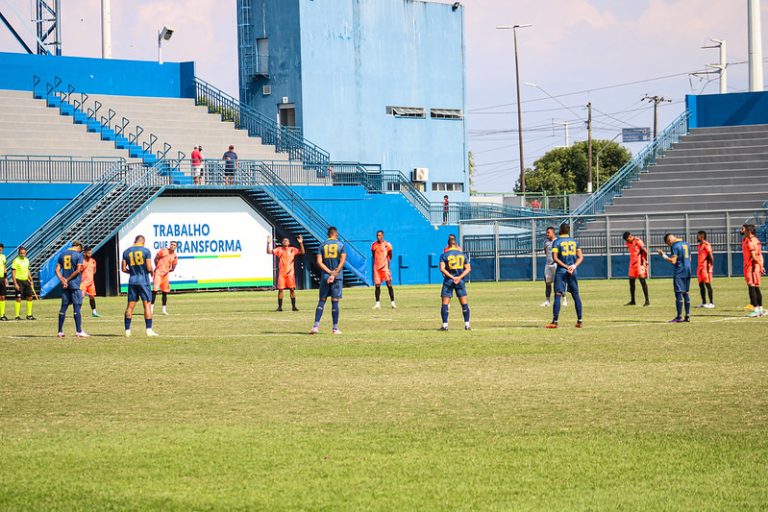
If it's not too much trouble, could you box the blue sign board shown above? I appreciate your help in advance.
[622,127,652,143]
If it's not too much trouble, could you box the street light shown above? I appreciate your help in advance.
[157,25,174,64]
[497,24,532,194]
[595,132,622,192]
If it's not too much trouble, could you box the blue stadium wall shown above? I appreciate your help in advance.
[0,52,195,98]
[239,0,469,202]
[687,91,768,128]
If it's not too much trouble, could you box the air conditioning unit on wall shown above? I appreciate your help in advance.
[412,167,429,182]
[262,85,271,96]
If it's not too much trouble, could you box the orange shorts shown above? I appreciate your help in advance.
[697,268,712,284]
[81,282,96,297]
[153,273,171,292]
[277,274,296,290]
[745,266,762,287]
[374,268,392,285]
[628,265,648,279]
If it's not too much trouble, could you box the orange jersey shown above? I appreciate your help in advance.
[273,247,299,277]
[626,238,647,268]
[743,236,764,271]
[371,241,393,271]
[697,241,713,272]
[155,249,178,276]
[81,257,96,285]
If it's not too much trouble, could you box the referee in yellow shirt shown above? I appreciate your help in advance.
[0,243,7,321]
[11,246,36,320]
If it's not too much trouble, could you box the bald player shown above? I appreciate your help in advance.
[371,230,396,309]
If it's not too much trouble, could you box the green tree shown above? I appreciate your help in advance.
[515,140,631,194]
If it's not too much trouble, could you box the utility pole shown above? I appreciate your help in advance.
[699,39,727,94]
[643,95,672,140]
[586,102,593,194]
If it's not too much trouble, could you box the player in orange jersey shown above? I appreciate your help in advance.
[371,230,396,309]
[741,224,764,317]
[152,241,178,315]
[622,232,650,306]
[696,231,714,308]
[267,234,305,311]
[79,246,101,317]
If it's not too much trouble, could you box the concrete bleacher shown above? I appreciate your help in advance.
[0,89,133,159]
[87,94,286,161]
[582,124,768,234]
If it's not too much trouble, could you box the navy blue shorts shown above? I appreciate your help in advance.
[127,283,152,303]
[319,279,343,300]
[673,275,691,293]
[554,270,579,295]
[61,288,83,307]
[441,279,467,298]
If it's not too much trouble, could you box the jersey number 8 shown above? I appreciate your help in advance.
[63,255,72,270]
[129,251,145,266]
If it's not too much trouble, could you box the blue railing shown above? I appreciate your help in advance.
[572,110,691,218]
[194,77,330,167]
[0,155,125,182]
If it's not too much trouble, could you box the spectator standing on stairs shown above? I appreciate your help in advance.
[191,145,204,185]
[223,145,238,186]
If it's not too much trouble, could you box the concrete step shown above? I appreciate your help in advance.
[663,145,768,158]
[614,191,768,206]
[0,147,132,158]
[649,160,768,172]
[673,137,768,150]
[88,94,196,107]
[630,175,768,188]
[621,183,766,196]
[682,131,768,143]
[690,124,768,135]
[659,152,768,164]
[605,199,766,213]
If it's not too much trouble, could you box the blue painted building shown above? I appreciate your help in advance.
[237,0,469,201]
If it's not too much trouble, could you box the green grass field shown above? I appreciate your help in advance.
[1,278,766,511]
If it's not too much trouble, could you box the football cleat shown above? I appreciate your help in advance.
[15,316,21,321]
[76,331,91,338]
[696,303,707,308]
[464,324,471,331]
[683,317,690,322]
[372,303,381,310]
[668,317,684,323]
[545,323,558,329]
[391,302,397,309]
[744,304,755,311]
[309,326,319,335]
[439,325,449,331]
[276,307,283,312]
[125,330,132,337]
[57,332,65,339]
[0,315,7,321]
[91,311,102,318]
[747,310,761,318]
[540,301,550,307]
[704,303,715,309]
[26,315,36,320]
[643,301,651,307]
[575,321,583,328]
[624,301,636,306]
[162,310,169,316]
[332,328,342,335]
[146,329,160,337]
[292,307,299,312]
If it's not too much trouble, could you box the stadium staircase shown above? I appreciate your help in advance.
[578,117,768,234]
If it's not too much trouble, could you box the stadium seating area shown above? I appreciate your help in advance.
[581,124,768,234]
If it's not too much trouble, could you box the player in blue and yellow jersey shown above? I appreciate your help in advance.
[547,224,584,328]
[310,227,347,335]
[439,236,472,331]
[55,241,89,338]
[657,233,692,323]
[121,235,158,337]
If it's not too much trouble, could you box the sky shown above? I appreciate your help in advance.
[1,0,767,193]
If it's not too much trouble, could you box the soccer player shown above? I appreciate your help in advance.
[546,224,584,328]
[696,231,715,308]
[310,227,347,335]
[0,243,7,321]
[439,237,472,331]
[55,242,89,338]
[371,230,396,309]
[443,234,462,253]
[541,227,557,307]
[623,231,650,306]
[741,224,764,318]
[152,241,178,316]
[11,246,36,320]
[122,235,158,337]
[80,246,101,317]
[267,234,305,311]
[657,233,692,323]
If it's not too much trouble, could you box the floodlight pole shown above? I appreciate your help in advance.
[158,30,163,64]
[748,0,764,92]
[101,0,112,59]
